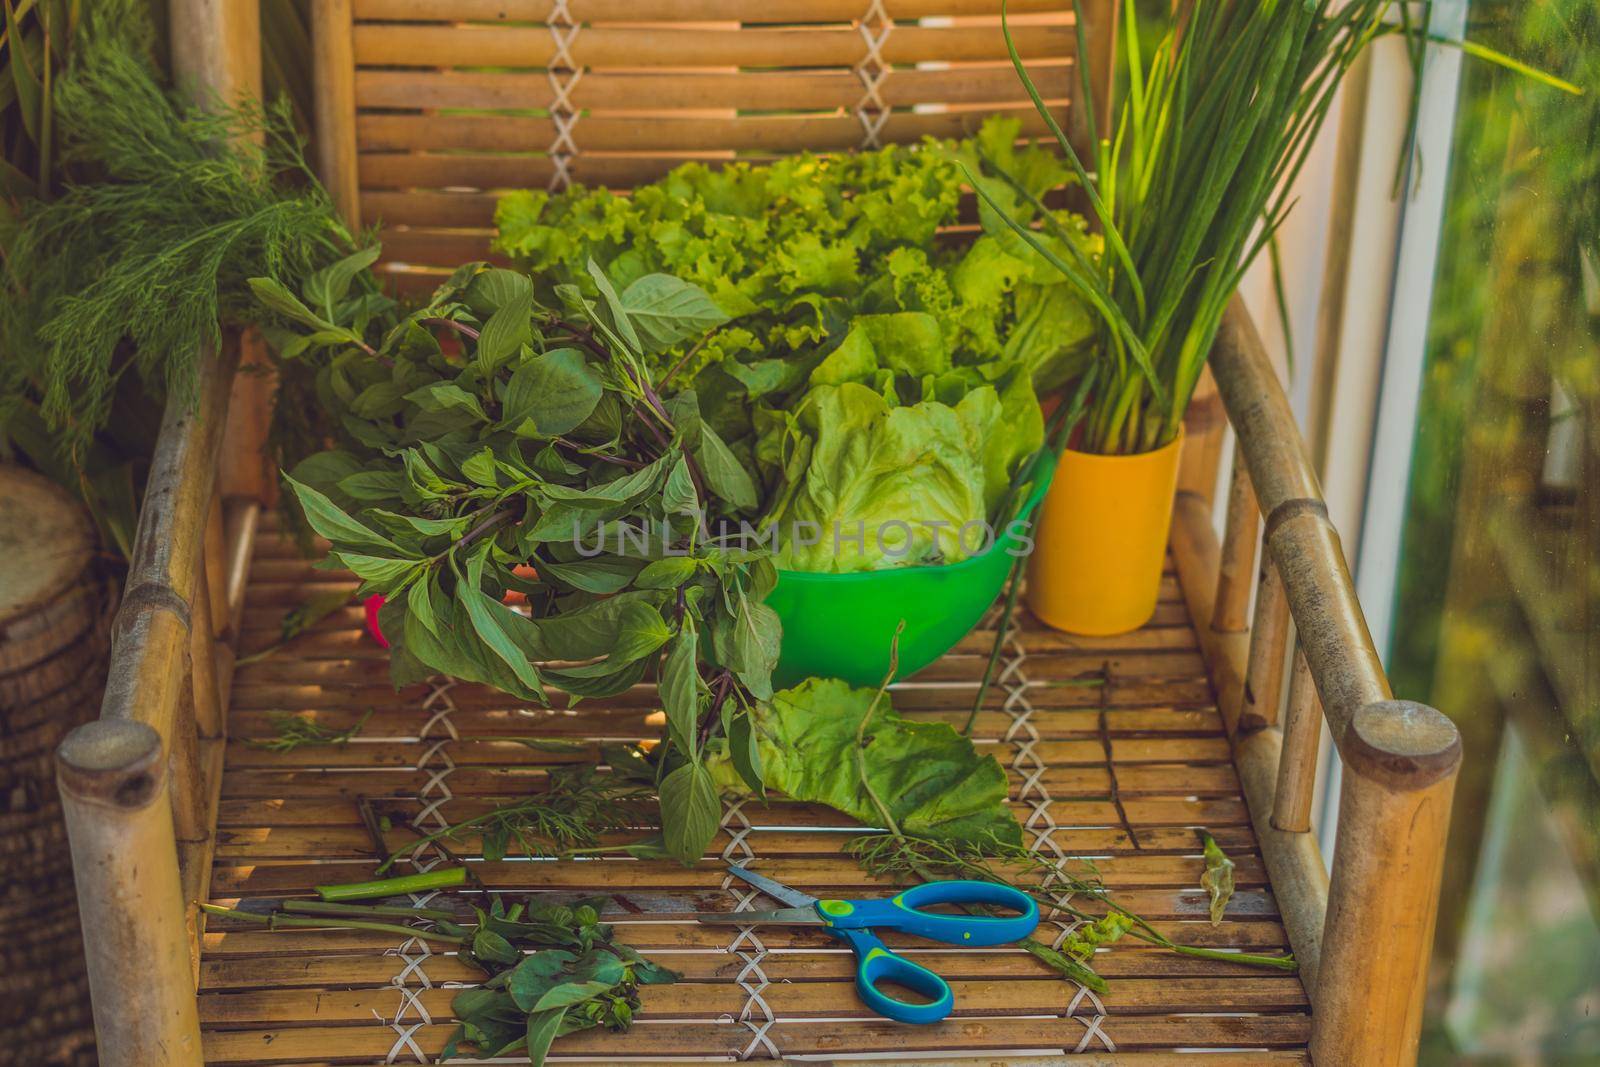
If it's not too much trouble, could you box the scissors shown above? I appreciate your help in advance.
[695,864,1039,1024]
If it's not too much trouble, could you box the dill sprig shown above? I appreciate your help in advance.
[846,830,1297,986]
[376,768,653,875]
[247,707,374,754]
[0,0,359,455]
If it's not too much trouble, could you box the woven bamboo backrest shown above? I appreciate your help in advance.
[313,0,1111,289]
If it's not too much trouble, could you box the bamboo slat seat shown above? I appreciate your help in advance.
[195,514,1311,1064]
[59,4,1460,1065]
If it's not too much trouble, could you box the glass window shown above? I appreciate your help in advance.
[1387,4,1600,1062]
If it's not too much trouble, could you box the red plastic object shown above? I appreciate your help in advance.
[364,594,389,648]
[362,564,536,651]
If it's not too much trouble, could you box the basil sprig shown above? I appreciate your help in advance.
[259,255,775,861]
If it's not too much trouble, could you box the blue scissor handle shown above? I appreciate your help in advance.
[835,927,954,1025]
[816,880,1039,948]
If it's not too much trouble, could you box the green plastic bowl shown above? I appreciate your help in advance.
[767,450,1057,688]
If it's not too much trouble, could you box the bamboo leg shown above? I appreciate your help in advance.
[1212,448,1259,633]
[1239,562,1290,732]
[189,566,223,740]
[58,720,203,1067]
[1272,647,1322,833]
[169,685,206,844]
[1169,491,1328,983]
[1312,701,1460,1067]
[222,496,261,640]
[205,494,228,639]
[1178,368,1228,502]
[314,0,362,229]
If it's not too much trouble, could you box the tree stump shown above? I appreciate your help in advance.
[0,466,114,1065]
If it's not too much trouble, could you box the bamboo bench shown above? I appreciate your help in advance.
[57,2,1459,1064]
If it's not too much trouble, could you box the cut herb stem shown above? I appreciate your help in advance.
[855,621,907,839]
[197,903,465,945]
[315,867,466,902]
[281,899,457,921]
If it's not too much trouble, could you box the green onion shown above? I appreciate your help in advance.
[986,0,1565,456]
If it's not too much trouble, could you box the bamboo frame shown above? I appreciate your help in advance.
[52,3,264,1063]
[57,720,203,1067]
[61,6,1460,1066]
[1272,647,1322,833]
[1173,296,1462,1066]
[313,0,361,230]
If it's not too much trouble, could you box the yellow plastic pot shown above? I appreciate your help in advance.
[1025,429,1183,635]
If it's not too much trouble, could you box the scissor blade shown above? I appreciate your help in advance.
[726,864,816,908]
[694,907,823,926]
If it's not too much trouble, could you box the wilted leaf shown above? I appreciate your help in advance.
[1199,830,1235,926]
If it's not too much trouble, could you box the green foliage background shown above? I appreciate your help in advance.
[0,0,354,556]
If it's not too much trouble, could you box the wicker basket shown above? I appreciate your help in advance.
[0,466,115,1065]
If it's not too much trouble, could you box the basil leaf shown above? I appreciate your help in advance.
[570,950,626,987]
[450,987,517,1025]
[476,287,534,373]
[585,258,643,355]
[333,552,420,586]
[467,267,532,314]
[249,276,333,331]
[305,245,382,319]
[536,555,643,595]
[609,601,673,664]
[634,556,697,590]
[337,469,406,501]
[543,656,650,700]
[659,762,720,863]
[509,950,577,1011]
[473,928,520,966]
[457,561,545,700]
[404,381,488,422]
[461,448,498,487]
[659,624,701,757]
[406,575,440,637]
[692,423,757,510]
[727,707,765,795]
[730,593,781,700]
[524,1007,565,1067]
[633,958,679,985]
[661,454,699,516]
[283,474,402,555]
[503,348,604,437]
[619,273,729,355]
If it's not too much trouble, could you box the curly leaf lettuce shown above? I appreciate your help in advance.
[492,116,1098,399]
[708,677,1021,845]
